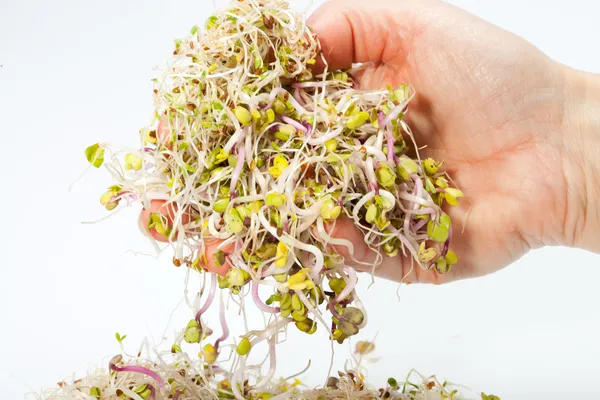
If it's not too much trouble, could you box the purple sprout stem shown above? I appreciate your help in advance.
[380,111,396,162]
[293,87,305,106]
[328,300,342,320]
[386,131,396,162]
[378,110,386,129]
[196,273,217,323]
[403,175,423,235]
[442,225,452,257]
[252,280,281,313]
[114,191,141,203]
[148,384,156,400]
[214,293,229,352]
[282,218,290,234]
[301,120,313,137]
[338,295,354,306]
[281,116,308,133]
[413,219,428,232]
[173,390,181,400]
[109,355,165,388]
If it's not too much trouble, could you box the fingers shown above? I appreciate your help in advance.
[202,240,235,276]
[138,203,449,282]
[139,200,232,275]
[139,200,182,242]
[307,0,422,71]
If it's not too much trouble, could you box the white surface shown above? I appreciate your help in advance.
[1,0,599,399]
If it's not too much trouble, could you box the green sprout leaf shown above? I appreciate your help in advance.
[115,332,127,344]
[236,337,252,355]
[84,143,104,168]
[184,319,202,343]
[90,387,101,398]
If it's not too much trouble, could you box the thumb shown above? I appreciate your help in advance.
[307,0,422,71]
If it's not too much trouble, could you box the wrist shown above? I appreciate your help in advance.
[561,66,600,253]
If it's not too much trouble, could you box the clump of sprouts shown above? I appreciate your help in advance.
[81,0,467,397]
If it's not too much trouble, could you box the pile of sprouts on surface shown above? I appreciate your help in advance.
[40,337,498,400]
[55,0,497,399]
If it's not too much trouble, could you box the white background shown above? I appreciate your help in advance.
[1,0,599,399]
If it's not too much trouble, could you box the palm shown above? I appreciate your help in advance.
[314,0,568,282]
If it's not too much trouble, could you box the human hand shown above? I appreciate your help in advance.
[139,0,600,284]
[304,0,600,283]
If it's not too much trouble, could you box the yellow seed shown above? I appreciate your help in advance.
[234,106,253,126]
[235,205,251,219]
[287,269,308,287]
[273,99,286,114]
[296,318,317,334]
[269,166,282,178]
[427,219,449,243]
[100,191,115,207]
[226,268,248,287]
[124,153,143,171]
[291,293,303,311]
[236,337,251,355]
[202,344,218,364]
[376,164,397,188]
[213,198,230,213]
[278,124,296,138]
[435,257,450,274]
[418,242,438,263]
[320,198,342,220]
[346,112,370,130]
[257,243,277,259]
[445,251,459,265]
[331,328,343,340]
[90,387,101,398]
[423,158,440,175]
[224,209,244,234]
[444,188,464,206]
[280,293,292,309]
[396,156,418,181]
[275,241,289,268]
[435,177,449,189]
[292,310,307,321]
[365,204,378,224]
[265,192,286,207]
[184,319,201,343]
[324,139,338,153]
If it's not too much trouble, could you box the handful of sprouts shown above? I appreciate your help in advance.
[77,0,472,398]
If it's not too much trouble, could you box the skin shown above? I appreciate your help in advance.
[141,0,600,283]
